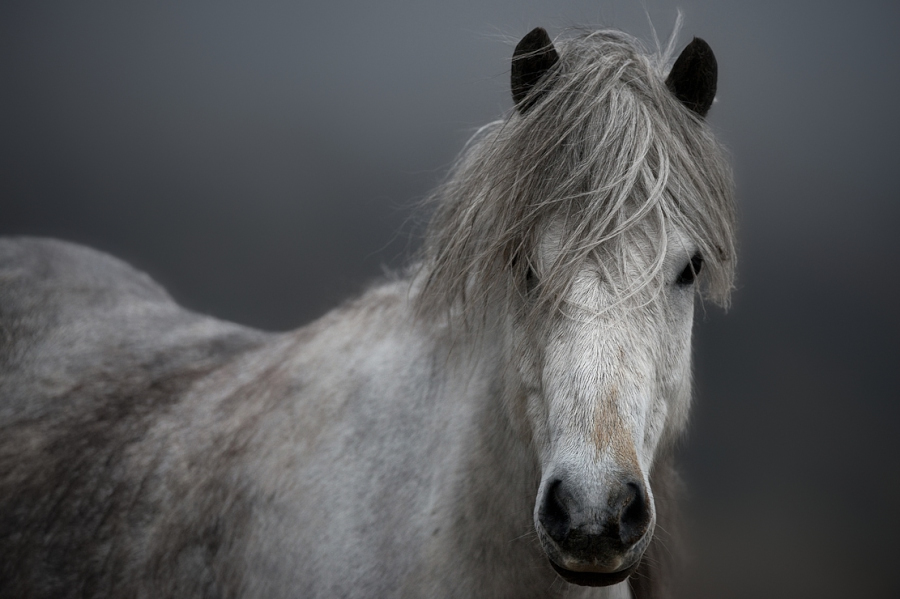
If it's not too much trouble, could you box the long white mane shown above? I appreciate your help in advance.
[416,29,736,326]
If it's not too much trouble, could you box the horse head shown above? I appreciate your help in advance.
[507,28,726,586]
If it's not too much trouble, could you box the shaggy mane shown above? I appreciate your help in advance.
[414,29,736,326]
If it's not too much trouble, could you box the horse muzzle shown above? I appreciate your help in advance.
[536,475,654,587]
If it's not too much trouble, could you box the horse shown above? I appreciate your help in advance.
[0,25,736,599]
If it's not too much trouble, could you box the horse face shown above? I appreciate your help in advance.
[514,222,698,586]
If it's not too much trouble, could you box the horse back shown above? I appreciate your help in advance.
[0,237,266,417]
[0,237,270,598]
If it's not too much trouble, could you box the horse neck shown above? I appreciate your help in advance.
[415,306,551,590]
[434,307,535,464]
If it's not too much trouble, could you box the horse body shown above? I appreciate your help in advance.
[0,239,578,597]
[0,27,735,599]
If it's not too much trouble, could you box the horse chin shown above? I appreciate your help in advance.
[548,559,639,587]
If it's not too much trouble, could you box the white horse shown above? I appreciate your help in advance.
[0,26,735,599]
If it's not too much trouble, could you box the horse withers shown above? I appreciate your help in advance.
[0,26,736,599]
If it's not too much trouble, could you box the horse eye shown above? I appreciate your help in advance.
[676,254,704,286]
[511,253,538,295]
[524,264,537,293]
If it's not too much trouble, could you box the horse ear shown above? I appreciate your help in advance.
[511,27,560,113]
[665,37,717,117]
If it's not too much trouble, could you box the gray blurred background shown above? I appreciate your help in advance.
[2,1,898,597]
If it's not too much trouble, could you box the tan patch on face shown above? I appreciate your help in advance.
[592,385,640,470]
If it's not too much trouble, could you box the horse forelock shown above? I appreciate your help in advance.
[415,29,736,330]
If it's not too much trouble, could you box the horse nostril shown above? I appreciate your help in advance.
[617,481,651,547]
[538,476,652,561]
[538,478,571,545]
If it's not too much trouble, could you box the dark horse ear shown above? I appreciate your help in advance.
[511,27,560,113]
[665,37,717,117]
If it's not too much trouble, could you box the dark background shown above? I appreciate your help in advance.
[2,1,898,597]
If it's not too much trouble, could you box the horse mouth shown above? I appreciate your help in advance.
[548,559,638,587]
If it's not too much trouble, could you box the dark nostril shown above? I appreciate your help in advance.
[617,481,651,546]
[539,478,571,544]
[538,476,652,559]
